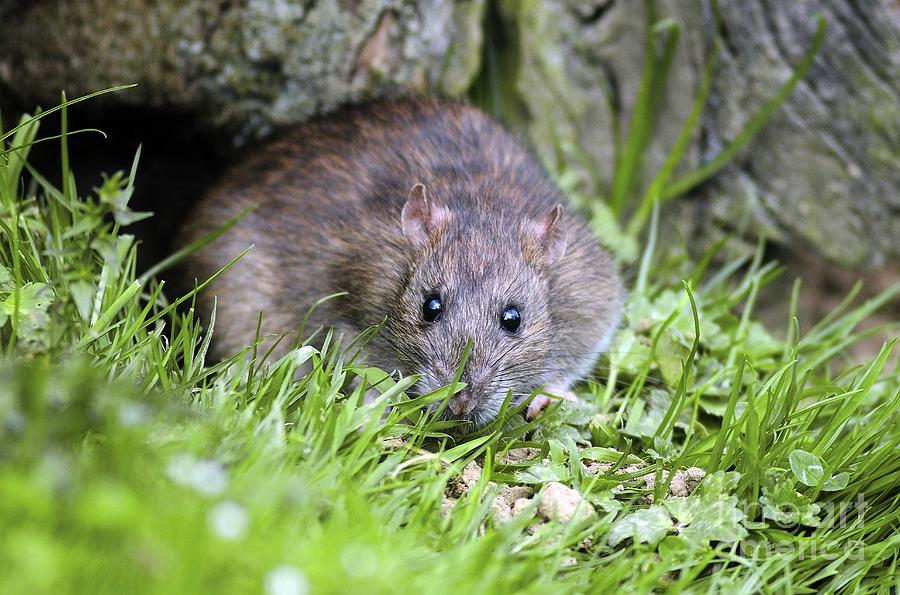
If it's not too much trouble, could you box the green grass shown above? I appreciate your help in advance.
[2,11,899,592]
[1,100,898,594]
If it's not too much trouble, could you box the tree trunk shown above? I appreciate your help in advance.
[489,0,900,269]
[1,0,898,268]
[0,0,486,143]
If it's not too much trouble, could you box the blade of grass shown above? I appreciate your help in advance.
[0,84,136,145]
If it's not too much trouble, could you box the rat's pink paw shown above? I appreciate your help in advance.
[526,386,577,419]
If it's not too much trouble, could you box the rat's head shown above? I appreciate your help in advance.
[386,183,568,429]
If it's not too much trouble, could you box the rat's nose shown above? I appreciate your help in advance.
[448,390,478,416]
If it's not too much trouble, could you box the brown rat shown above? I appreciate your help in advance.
[180,98,623,428]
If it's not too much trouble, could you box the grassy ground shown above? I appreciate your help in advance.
[2,37,899,595]
[2,104,898,595]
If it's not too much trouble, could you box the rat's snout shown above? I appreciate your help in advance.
[446,367,488,417]
[448,388,478,416]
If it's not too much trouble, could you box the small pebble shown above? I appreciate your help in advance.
[538,482,596,523]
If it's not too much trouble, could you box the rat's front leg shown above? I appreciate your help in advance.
[526,384,578,419]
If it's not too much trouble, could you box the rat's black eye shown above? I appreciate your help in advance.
[422,294,443,322]
[500,306,521,333]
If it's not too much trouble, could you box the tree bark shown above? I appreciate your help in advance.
[0,0,486,143]
[490,0,900,269]
[1,0,898,268]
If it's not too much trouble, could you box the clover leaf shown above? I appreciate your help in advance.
[788,449,850,491]
[608,505,673,547]
[759,469,821,527]
[664,471,747,547]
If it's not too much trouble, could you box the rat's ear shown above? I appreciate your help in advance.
[401,183,449,247]
[529,204,567,264]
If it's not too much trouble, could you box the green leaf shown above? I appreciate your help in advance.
[589,490,623,515]
[663,472,747,547]
[588,198,639,262]
[623,389,687,438]
[698,470,741,495]
[609,327,652,376]
[1,282,56,351]
[788,449,850,491]
[578,447,633,464]
[821,471,850,492]
[608,505,673,547]
[670,499,747,546]
[530,395,598,444]
[95,169,152,226]
[743,321,783,357]
[789,449,825,487]
[514,462,569,485]
[0,264,14,292]
[646,436,678,462]
[624,392,670,438]
[655,332,688,387]
[515,439,571,484]
[759,469,821,527]
[69,280,95,322]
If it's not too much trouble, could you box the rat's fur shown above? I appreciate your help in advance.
[181,98,623,428]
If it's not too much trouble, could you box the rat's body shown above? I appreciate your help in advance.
[181,98,622,428]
